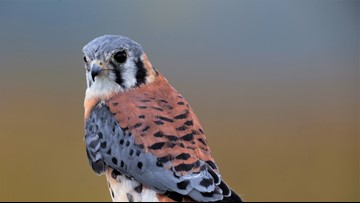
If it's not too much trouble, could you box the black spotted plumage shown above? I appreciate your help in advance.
[83,35,242,202]
[85,103,241,202]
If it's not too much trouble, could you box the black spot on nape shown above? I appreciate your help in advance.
[101,142,107,148]
[176,125,187,131]
[138,115,145,119]
[137,162,143,169]
[125,140,130,147]
[111,169,122,180]
[174,163,194,172]
[134,184,143,193]
[133,122,142,128]
[148,142,165,150]
[198,138,207,146]
[165,191,183,202]
[136,150,141,156]
[206,160,218,170]
[177,101,185,105]
[135,60,147,87]
[177,180,190,190]
[154,120,164,125]
[153,131,164,137]
[181,133,194,141]
[184,120,193,126]
[129,149,134,156]
[120,160,124,168]
[174,110,189,119]
[156,116,174,123]
[112,157,118,165]
[119,139,124,145]
[141,126,150,132]
[127,193,134,202]
[200,178,214,188]
[175,153,191,160]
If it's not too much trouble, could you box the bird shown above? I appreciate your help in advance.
[82,35,242,202]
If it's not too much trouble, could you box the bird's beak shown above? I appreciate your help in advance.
[91,62,103,81]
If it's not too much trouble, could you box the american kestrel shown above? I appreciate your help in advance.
[82,35,242,202]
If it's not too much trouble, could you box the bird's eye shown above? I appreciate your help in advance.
[83,56,88,63]
[113,51,127,63]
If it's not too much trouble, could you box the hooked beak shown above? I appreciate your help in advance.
[91,63,103,81]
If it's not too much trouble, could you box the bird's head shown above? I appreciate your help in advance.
[82,35,157,100]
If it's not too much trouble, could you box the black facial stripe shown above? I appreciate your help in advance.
[135,59,147,86]
[110,61,125,88]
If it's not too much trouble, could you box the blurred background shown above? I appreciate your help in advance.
[0,0,359,201]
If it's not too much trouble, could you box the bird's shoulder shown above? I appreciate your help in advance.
[106,74,215,174]
[84,74,235,202]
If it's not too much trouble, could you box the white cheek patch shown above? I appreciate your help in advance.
[121,59,137,89]
[85,75,123,100]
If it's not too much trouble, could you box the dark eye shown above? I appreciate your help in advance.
[113,51,127,63]
[83,56,88,63]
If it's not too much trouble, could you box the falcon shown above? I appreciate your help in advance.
[82,35,242,202]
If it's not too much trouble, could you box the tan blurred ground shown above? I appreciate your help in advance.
[0,0,358,201]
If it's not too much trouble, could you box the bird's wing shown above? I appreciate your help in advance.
[85,74,238,202]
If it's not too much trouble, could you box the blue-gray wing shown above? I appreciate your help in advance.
[85,103,239,202]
